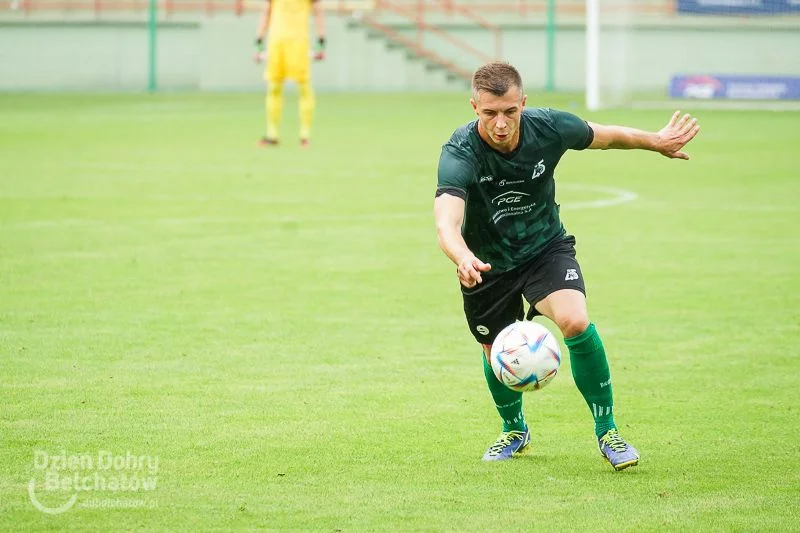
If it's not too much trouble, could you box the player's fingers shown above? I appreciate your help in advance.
[473,258,491,272]
[463,265,479,283]
[461,264,482,285]
[668,110,681,127]
[460,264,478,282]
[467,265,483,284]
[672,151,689,160]
[456,268,474,287]
[679,124,699,145]
[677,113,691,130]
[681,117,697,134]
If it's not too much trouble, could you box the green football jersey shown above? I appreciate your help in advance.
[436,107,593,274]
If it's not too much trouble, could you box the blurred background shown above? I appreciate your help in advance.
[1,0,798,107]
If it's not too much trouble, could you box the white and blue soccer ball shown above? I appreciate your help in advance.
[490,321,561,392]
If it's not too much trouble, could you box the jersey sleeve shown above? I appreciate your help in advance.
[550,109,594,151]
[436,144,475,199]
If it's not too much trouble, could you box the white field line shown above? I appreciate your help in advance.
[1,184,639,229]
[558,184,638,210]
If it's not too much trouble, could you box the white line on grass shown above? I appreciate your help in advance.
[558,184,638,210]
[1,184,639,229]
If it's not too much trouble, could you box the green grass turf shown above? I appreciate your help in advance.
[0,92,798,531]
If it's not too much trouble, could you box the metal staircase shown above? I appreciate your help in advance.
[349,15,472,87]
[340,1,504,89]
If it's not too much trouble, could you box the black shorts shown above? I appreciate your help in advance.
[461,235,586,345]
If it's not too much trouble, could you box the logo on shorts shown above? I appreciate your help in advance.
[476,325,490,335]
[565,269,579,281]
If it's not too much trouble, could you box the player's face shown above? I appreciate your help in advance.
[471,87,527,152]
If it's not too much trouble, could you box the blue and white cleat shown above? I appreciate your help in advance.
[482,428,531,461]
[598,429,639,471]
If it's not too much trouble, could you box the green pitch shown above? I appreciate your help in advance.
[1,93,798,531]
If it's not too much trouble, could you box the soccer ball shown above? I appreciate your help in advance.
[490,321,561,392]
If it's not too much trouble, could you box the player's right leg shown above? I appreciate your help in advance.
[480,342,531,461]
[261,39,285,145]
[461,271,529,461]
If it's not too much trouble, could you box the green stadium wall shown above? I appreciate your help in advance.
[0,13,797,93]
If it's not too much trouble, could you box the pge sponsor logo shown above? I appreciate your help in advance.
[492,191,531,206]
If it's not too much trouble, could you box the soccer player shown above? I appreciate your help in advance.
[255,0,326,147]
[434,62,699,470]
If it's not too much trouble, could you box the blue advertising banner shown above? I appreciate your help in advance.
[677,0,800,15]
[670,75,800,100]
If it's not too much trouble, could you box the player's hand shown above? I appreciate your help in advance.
[313,36,326,62]
[254,37,265,64]
[457,254,491,288]
[656,111,700,160]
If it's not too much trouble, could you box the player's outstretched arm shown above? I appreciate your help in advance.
[256,1,271,42]
[588,111,700,160]
[434,193,491,288]
[313,0,326,40]
[312,0,326,60]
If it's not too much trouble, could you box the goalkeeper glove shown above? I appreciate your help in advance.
[253,37,265,63]
[313,36,326,61]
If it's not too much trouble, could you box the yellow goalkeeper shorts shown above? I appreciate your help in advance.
[265,38,311,83]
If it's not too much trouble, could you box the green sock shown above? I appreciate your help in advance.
[482,353,526,432]
[564,323,617,438]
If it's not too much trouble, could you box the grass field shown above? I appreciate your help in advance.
[1,92,799,531]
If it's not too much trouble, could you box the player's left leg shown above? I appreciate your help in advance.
[285,41,314,145]
[524,236,639,471]
[297,79,314,145]
[535,289,639,470]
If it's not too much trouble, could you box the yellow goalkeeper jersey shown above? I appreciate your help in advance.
[269,0,312,41]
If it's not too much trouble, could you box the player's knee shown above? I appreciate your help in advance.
[298,80,314,96]
[267,83,283,96]
[555,313,589,339]
[481,343,492,362]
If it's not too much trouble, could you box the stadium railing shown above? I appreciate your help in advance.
[0,0,676,87]
[0,1,675,18]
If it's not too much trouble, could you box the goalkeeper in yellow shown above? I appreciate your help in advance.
[255,0,326,147]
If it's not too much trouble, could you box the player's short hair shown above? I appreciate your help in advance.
[472,62,523,99]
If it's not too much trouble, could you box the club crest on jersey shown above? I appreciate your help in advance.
[531,159,546,180]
